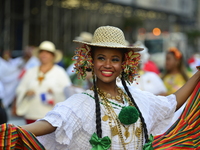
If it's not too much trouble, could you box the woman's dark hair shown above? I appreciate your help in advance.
[91,46,149,143]
[162,51,189,81]
[91,46,102,138]
[92,74,102,138]
[121,73,149,143]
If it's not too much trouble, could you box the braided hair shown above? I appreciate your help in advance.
[92,74,102,138]
[91,47,149,143]
[121,73,149,143]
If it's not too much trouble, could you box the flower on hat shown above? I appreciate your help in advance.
[168,47,182,59]
[72,44,93,80]
[122,50,141,84]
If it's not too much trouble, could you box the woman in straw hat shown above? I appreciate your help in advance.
[1,26,199,150]
[15,41,72,124]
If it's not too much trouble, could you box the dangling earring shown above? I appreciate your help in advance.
[117,74,122,83]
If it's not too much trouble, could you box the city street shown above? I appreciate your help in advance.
[7,108,26,126]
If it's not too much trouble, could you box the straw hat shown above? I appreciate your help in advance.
[75,32,93,43]
[34,41,62,63]
[73,26,143,51]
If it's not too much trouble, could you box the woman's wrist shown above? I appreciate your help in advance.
[196,66,200,71]
[194,68,200,81]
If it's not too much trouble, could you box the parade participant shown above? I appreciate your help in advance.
[162,47,191,95]
[117,41,166,95]
[0,26,199,150]
[16,41,72,124]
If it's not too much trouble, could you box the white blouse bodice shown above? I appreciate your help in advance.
[37,87,176,150]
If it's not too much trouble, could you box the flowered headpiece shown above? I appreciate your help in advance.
[122,50,141,84]
[72,44,93,79]
[73,26,143,82]
[168,47,182,59]
[72,44,141,83]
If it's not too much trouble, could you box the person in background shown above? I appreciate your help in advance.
[11,46,41,116]
[64,32,93,98]
[0,81,7,124]
[188,53,200,75]
[134,41,160,75]
[161,47,192,133]
[66,31,93,89]
[18,45,40,79]
[162,47,191,95]
[0,50,24,108]
[16,41,72,124]
[117,41,166,95]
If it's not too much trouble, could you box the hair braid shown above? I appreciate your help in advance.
[92,75,102,138]
[121,75,149,143]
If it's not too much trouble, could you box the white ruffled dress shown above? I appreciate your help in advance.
[37,87,176,150]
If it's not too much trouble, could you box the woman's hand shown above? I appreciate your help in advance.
[25,90,35,97]
[48,89,53,94]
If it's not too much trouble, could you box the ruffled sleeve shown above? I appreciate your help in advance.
[128,87,177,135]
[37,92,96,150]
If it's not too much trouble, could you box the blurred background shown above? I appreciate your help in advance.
[1,0,200,66]
[0,0,200,125]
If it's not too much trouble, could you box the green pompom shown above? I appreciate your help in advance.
[118,106,139,125]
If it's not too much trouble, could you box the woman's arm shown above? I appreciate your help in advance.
[21,120,56,136]
[174,69,200,110]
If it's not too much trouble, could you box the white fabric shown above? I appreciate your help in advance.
[16,65,72,119]
[23,56,40,70]
[161,102,186,134]
[117,71,166,95]
[0,81,4,99]
[37,87,177,150]
[0,56,40,107]
[66,62,75,76]
[0,57,24,107]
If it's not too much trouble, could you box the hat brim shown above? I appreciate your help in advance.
[33,48,63,63]
[73,40,144,52]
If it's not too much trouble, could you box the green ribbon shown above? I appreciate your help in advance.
[143,134,154,150]
[89,133,111,150]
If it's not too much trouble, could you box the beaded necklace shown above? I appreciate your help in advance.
[83,89,144,149]
[97,88,143,150]
[97,87,124,102]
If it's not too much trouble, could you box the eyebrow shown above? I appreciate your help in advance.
[96,54,121,58]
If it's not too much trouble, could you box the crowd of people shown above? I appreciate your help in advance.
[0,25,199,150]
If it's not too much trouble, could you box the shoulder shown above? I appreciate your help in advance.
[52,65,66,72]
[143,71,160,78]
[56,90,95,110]
[25,66,38,74]
[52,64,67,76]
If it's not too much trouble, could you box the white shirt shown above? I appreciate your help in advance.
[0,81,4,99]
[117,71,166,95]
[0,57,23,107]
[16,65,72,119]
[37,87,176,150]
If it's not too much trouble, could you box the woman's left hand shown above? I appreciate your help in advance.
[48,89,53,94]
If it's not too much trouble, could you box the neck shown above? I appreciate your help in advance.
[168,68,180,74]
[40,63,54,73]
[96,80,118,95]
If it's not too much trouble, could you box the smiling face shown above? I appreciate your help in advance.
[92,47,124,86]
